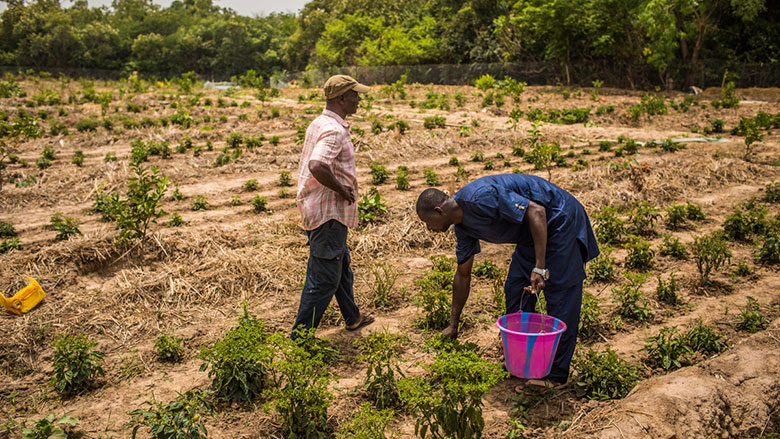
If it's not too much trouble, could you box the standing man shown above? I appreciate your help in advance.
[415,174,599,387]
[293,75,375,337]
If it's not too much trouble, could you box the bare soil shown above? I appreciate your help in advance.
[1,79,779,438]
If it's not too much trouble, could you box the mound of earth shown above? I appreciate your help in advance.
[567,318,780,438]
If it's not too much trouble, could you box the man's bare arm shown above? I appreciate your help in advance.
[525,200,547,294]
[443,255,474,338]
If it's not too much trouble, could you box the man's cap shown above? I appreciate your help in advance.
[323,75,370,100]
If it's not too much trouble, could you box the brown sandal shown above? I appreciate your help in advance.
[346,313,375,331]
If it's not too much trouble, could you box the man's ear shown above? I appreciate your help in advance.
[433,206,443,215]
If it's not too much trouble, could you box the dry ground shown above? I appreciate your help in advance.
[1,78,779,438]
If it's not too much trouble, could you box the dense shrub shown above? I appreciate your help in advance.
[51,334,105,394]
[574,346,640,400]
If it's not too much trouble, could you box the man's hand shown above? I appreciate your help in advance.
[524,271,545,295]
[340,185,356,204]
[442,323,459,339]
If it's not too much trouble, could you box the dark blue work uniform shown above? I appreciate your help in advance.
[453,174,599,383]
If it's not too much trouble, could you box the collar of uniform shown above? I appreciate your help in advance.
[322,109,350,128]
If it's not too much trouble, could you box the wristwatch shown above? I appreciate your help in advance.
[532,267,550,280]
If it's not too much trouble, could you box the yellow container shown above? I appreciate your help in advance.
[1,276,45,315]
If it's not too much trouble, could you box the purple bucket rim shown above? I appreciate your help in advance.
[495,312,567,337]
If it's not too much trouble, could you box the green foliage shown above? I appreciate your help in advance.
[370,161,389,185]
[244,179,259,191]
[267,329,334,439]
[612,272,651,321]
[579,292,606,342]
[0,220,17,238]
[22,414,80,439]
[126,390,214,439]
[395,166,409,191]
[167,213,183,227]
[399,349,506,439]
[474,74,495,91]
[574,346,640,400]
[50,213,81,241]
[170,110,193,128]
[642,326,693,371]
[423,116,446,129]
[685,319,725,354]
[226,132,243,149]
[51,334,105,394]
[594,207,625,245]
[415,255,455,330]
[757,228,780,264]
[423,168,439,186]
[472,260,502,279]
[723,204,768,242]
[587,246,617,282]
[656,272,679,306]
[737,297,768,333]
[112,164,169,245]
[75,118,98,132]
[356,331,405,409]
[470,150,484,162]
[154,334,184,363]
[336,403,394,439]
[368,262,399,309]
[764,181,780,203]
[358,187,388,225]
[71,150,84,167]
[388,119,410,134]
[628,94,667,121]
[191,195,208,211]
[252,195,268,213]
[623,235,655,271]
[0,237,22,253]
[691,232,732,284]
[629,201,660,235]
[198,308,273,402]
[278,170,292,187]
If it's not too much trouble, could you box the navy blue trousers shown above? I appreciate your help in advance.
[291,220,360,337]
[505,277,583,383]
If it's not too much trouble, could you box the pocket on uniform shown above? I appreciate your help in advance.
[309,220,346,260]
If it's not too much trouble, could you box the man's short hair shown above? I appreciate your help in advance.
[416,188,448,216]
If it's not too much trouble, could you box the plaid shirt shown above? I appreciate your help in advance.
[296,110,358,230]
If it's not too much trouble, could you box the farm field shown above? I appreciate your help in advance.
[1,73,780,438]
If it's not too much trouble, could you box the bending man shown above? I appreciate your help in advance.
[416,174,599,385]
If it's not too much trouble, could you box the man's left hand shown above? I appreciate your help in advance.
[524,272,545,295]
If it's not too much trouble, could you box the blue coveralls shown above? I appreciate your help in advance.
[453,174,600,383]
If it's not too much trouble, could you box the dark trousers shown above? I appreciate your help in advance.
[505,278,583,384]
[292,220,360,337]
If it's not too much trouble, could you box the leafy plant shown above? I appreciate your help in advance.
[279,170,292,187]
[623,235,654,271]
[423,168,439,186]
[395,166,409,191]
[22,414,80,439]
[356,331,405,409]
[126,390,214,439]
[0,237,22,253]
[642,326,692,371]
[472,260,502,279]
[267,329,335,439]
[51,334,105,394]
[252,195,268,213]
[756,229,780,264]
[723,205,768,242]
[659,234,688,259]
[573,346,640,400]
[0,220,16,238]
[612,272,651,321]
[198,307,273,402]
[154,334,184,363]
[112,164,169,246]
[629,201,660,235]
[423,116,446,129]
[414,255,455,330]
[244,179,259,191]
[691,231,732,284]
[50,213,81,241]
[593,207,626,245]
[336,403,394,439]
[655,272,679,306]
[737,297,768,333]
[370,161,389,185]
[167,213,183,227]
[684,319,725,354]
[587,246,617,282]
[470,150,484,162]
[358,187,388,225]
[191,195,208,211]
[579,292,606,342]
[399,349,506,439]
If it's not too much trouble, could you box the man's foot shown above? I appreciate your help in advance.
[346,313,375,331]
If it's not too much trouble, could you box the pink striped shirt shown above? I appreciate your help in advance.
[296,110,358,230]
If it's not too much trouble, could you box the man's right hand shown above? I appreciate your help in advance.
[340,185,356,204]
[442,324,459,339]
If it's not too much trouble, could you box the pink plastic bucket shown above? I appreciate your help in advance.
[496,312,567,379]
